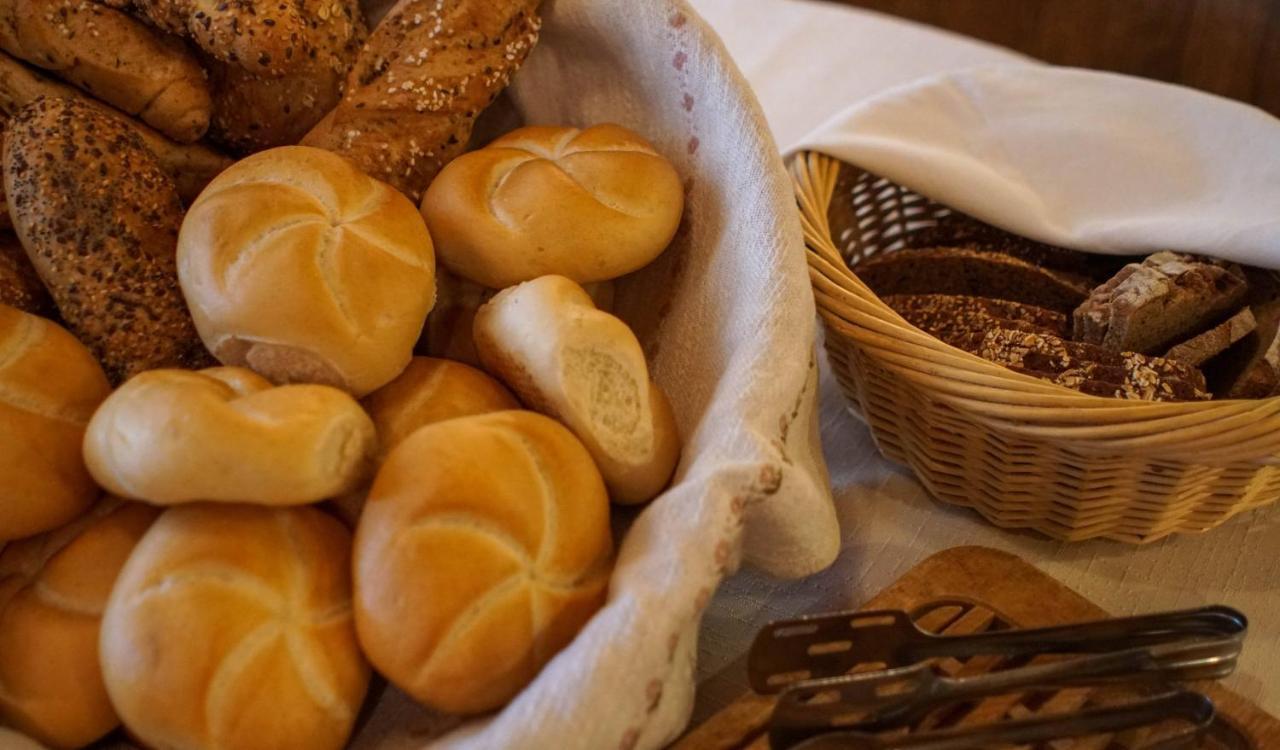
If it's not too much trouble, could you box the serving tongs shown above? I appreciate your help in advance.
[746,605,1249,749]
[749,604,1247,692]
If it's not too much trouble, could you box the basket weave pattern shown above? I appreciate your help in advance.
[794,151,1280,543]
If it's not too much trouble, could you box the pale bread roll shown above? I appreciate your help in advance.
[177,146,436,397]
[328,356,519,525]
[474,276,680,504]
[100,504,369,750]
[0,304,111,541]
[0,498,158,748]
[420,124,683,288]
[353,410,612,714]
[424,265,615,366]
[83,367,376,506]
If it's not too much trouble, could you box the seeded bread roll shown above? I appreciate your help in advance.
[5,96,209,381]
[101,504,370,750]
[474,275,680,504]
[0,303,112,541]
[303,0,542,200]
[1074,252,1249,355]
[0,0,211,142]
[854,247,1092,313]
[978,328,1209,402]
[353,410,611,714]
[205,60,347,153]
[0,52,232,202]
[0,498,158,748]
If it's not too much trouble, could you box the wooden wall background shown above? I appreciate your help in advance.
[828,0,1280,116]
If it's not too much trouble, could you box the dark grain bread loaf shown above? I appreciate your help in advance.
[1164,307,1257,367]
[4,96,209,381]
[854,247,1092,313]
[302,0,542,200]
[0,0,211,142]
[1073,252,1248,355]
[0,231,50,315]
[884,293,1068,349]
[905,213,1128,280]
[0,53,230,202]
[978,328,1209,402]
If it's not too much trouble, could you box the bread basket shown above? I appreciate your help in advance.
[793,150,1280,544]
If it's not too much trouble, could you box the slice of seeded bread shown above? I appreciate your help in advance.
[1073,252,1248,355]
[1164,307,1257,367]
[883,293,1067,352]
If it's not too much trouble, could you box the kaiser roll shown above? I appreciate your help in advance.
[0,498,158,748]
[0,303,111,541]
[177,145,436,397]
[83,367,376,506]
[328,357,520,525]
[474,276,681,504]
[353,410,612,715]
[100,504,369,750]
[420,124,683,288]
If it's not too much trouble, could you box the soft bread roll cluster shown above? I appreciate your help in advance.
[421,124,684,288]
[327,357,519,525]
[353,410,612,715]
[100,504,369,750]
[83,367,376,506]
[0,304,111,541]
[474,276,681,504]
[177,146,436,397]
[0,499,158,748]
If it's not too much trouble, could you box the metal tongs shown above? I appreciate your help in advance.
[746,604,1249,749]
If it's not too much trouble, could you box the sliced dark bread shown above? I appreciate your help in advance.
[1164,307,1257,367]
[1073,252,1248,355]
[854,247,1092,313]
[1205,270,1280,398]
[905,213,1129,280]
[883,293,1066,352]
[977,328,1209,402]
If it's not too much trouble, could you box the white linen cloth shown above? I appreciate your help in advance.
[688,0,1280,722]
[349,0,840,748]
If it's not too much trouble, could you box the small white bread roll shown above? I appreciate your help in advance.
[0,498,158,748]
[474,276,680,504]
[421,124,683,288]
[83,367,376,506]
[327,357,520,525]
[354,410,612,715]
[0,303,112,541]
[178,145,436,397]
[100,504,369,750]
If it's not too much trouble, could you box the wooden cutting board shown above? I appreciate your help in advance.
[676,545,1280,749]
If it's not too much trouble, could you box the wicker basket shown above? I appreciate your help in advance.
[793,150,1280,543]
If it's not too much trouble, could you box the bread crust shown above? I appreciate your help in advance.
[353,410,611,714]
[0,303,111,541]
[5,96,210,382]
[0,0,211,142]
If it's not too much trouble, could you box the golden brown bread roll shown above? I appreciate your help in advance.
[0,52,232,202]
[100,503,369,750]
[178,146,436,397]
[354,411,611,715]
[474,275,680,504]
[84,367,376,506]
[302,0,542,201]
[424,266,615,366]
[205,61,345,154]
[5,95,210,382]
[0,303,111,541]
[0,498,158,748]
[0,0,211,142]
[329,356,519,525]
[421,124,684,288]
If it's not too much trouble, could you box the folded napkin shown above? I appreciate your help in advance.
[794,65,1280,266]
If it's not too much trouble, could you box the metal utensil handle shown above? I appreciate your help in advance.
[907,605,1246,661]
[782,690,1215,750]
